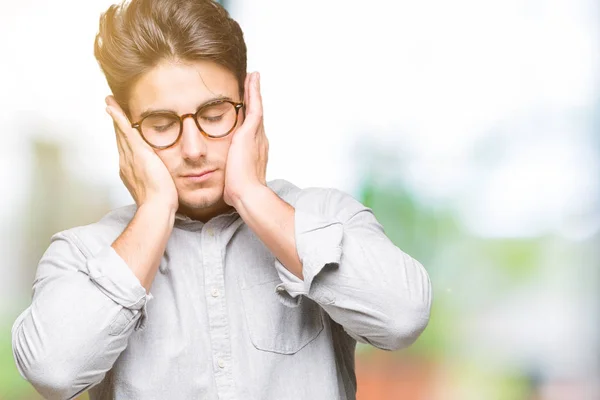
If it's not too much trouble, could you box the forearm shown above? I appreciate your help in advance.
[311,249,431,350]
[12,233,151,398]
[112,201,176,292]
[12,276,140,399]
[233,184,303,279]
[270,188,432,350]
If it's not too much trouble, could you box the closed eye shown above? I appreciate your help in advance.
[153,121,177,132]
[200,114,224,123]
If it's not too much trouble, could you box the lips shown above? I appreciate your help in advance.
[184,170,213,178]
[180,169,216,184]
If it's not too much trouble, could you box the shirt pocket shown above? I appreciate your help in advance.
[240,278,324,354]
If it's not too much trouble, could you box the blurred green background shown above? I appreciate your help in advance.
[1,0,598,399]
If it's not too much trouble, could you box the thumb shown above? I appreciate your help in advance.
[105,96,134,138]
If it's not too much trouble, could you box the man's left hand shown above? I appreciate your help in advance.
[223,71,269,207]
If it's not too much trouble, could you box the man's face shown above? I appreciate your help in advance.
[128,60,242,220]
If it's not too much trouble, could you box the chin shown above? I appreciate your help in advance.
[179,185,224,210]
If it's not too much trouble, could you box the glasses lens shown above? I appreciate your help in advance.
[197,102,237,138]
[140,113,180,147]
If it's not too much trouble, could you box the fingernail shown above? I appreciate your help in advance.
[105,96,111,106]
[255,72,260,89]
[106,106,112,116]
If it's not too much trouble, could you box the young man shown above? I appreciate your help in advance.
[12,0,431,399]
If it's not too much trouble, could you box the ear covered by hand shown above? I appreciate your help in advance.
[223,71,269,207]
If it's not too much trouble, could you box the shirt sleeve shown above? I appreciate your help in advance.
[12,231,151,400]
[273,188,432,351]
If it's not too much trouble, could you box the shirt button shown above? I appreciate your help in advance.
[217,358,225,368]
[211,288,220,297]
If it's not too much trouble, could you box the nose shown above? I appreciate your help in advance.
[179,114,207,160]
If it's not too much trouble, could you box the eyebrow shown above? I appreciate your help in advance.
[138,95,234,120]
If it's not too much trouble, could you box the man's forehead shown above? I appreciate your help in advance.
[128,59,239,117]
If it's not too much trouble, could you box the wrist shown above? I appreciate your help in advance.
[231,183,270,213]
[138,199,177,225]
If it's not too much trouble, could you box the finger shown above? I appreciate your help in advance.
[108,108,134,155]
[104,99,138,173]
[243,72,252,111]
[112,117,131,174]
[242,72,263,131]
[105,96,142,151]
[105,95,131,128]
[114,123,126,156]
[104,96,129,149]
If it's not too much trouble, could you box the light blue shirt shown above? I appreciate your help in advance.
[12,179,432,400]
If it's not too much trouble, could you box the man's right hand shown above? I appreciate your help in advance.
[105,96,178,212]
[105,96,178,292]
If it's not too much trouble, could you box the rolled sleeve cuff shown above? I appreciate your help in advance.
[87,246,151,311]
[274,209,343,307]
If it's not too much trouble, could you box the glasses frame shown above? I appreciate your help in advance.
[131,100,244,150]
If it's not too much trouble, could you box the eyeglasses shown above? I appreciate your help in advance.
[131,100,244,149]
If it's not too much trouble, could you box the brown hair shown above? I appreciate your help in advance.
[94,0,247,115]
